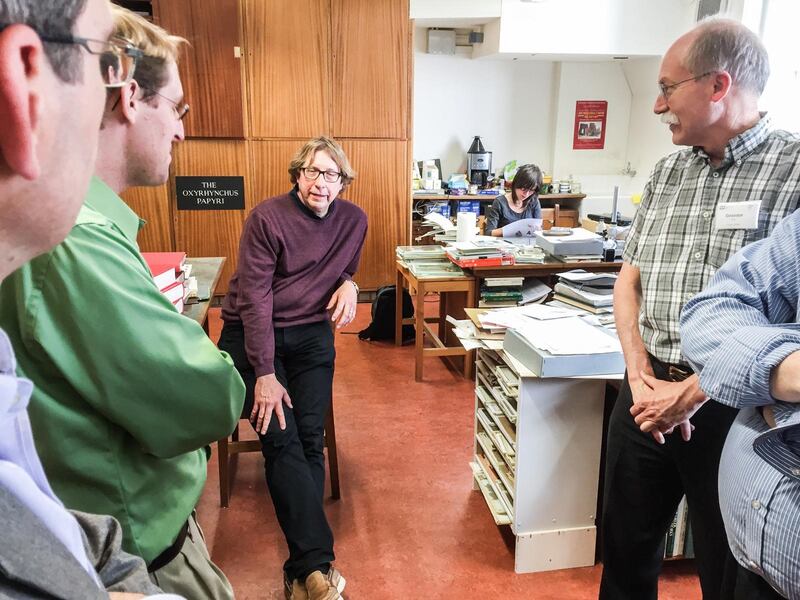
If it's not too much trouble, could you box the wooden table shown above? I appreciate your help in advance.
[395,261,477,382]
[466,258,621,281]
[183,257,226,332]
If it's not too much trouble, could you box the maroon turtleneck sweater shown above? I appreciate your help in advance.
[221,188,367,376]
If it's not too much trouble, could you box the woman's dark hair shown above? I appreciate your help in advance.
[511,163,543,205]
[0,0,88,83]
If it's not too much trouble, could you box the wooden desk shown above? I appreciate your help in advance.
[395,261,477,381]
[183,257,226,332]
[466,258,621,280]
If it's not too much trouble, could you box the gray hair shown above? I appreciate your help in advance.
[684,17,769,96]
[0,0,88,84]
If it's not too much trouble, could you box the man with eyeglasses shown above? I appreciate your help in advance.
[599,17,800,600]
[0,0,186,598]
[0,5,244,599]
[218,136,367,600]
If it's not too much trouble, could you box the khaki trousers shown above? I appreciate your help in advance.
[149,512,234,600]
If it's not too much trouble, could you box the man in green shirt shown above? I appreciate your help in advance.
[0,7,245,599]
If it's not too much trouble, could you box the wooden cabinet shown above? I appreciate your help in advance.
[244,0,331,139]
[340,140,410,289]
[171,140,250,293]
[121,183,173,252]
[248,140,307,207]
[331,0,410,139]
[153,0,245,138]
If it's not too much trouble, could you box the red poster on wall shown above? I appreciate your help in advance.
[573,100,608,150]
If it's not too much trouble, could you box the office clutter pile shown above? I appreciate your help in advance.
[396,245,466,279]
[142,251,196,313]
[450,295,623,377]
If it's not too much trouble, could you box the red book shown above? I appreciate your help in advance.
[141,252,187,291]
[161,280,185,304]
[447,254,515,268]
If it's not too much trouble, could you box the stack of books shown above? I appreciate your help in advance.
[445,241,515,268]
[479,276,524,308]
[665,497,691,559]
[141,252,192,313]
[551,270,617,315]
[395,245,465,279]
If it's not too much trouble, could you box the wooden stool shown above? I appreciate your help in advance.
[217,402,340,507]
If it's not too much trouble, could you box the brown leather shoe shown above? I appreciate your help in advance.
[304,567,346,600]
[284,572,309,600]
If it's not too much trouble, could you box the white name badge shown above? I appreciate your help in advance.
[715,200,761,230]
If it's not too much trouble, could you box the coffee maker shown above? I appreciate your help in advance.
[467,136,492,188]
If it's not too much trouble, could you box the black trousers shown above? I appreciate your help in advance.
[599,357,738,600]
[722,554,786,600]
[218,319,336,581]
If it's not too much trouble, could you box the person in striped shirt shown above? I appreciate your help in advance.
[681,211,800,599]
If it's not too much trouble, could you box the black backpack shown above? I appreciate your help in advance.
[358,285,415,342]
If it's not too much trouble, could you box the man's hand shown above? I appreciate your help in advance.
[252,374,292,434]
[327,280,358,330]
[630,372,706,443]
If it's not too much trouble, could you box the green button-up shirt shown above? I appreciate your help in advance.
[0,177,245,564]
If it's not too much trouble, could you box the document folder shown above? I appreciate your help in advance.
[503,327,625,378]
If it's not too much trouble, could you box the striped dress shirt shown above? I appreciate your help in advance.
[681,210,800,599]
[624,114,800,365]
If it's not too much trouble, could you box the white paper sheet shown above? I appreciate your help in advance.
[501,218,543,238]
[513,317,622,355]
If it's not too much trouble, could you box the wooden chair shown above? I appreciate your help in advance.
[217,402,340,507]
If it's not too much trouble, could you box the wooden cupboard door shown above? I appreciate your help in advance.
[339,140,409,289]
[172,140,250,294]
[541,208,556,230]
[244,0,331,138]
[331,0,410,139]
[120,184,174,252]
[556,209,579,228]
[153,0,245,138]
[248,140,307,210]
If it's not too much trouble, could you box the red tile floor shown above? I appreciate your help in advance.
[198,305,700,599]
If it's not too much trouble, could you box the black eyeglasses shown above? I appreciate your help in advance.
[301,167,342,183]
[39,34,142,88]
[658,71,714,100]
[143,88,190,121]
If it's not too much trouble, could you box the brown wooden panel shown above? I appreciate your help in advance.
[172,140,249,294]
[120,183,174,251]
[340,140,409,290]
[248,140,307,210]
[153,0,244,138]
[331,0,409,139]
[243,0,331,138]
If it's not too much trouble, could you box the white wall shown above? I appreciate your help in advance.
[413,28,556,179]
[409,0,501,21]
[497,0,696,57]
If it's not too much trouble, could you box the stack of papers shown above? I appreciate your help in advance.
[520,278,551,305]
[551,269,617,314]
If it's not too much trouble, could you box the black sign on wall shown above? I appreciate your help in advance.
[176,176,245,210]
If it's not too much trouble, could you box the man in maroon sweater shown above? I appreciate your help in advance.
[218,136,367,600]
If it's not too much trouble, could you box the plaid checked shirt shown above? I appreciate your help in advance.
[623,115,800,365]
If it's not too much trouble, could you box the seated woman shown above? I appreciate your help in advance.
[484,163,543,236]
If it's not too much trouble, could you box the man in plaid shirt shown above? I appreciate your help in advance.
[599,17,800,600]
